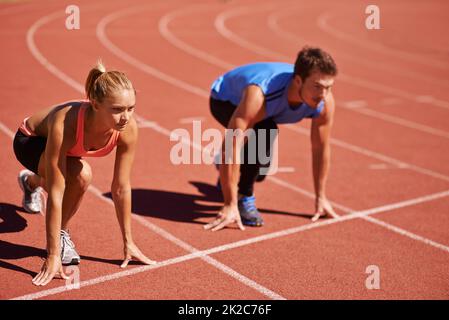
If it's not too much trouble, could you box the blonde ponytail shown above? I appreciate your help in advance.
[85,59,133,102]
[85,60,106,101]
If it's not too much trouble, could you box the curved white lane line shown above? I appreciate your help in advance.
[215,6,449,110]
[97,6,209,99]
[159,5,449,140]
[215,5,282,60]
[0,121,15,139]
[26,11,84,92]
[286,124,449,183]
[349,107,449,139]
[159,4,234,70]
[267,8,449,88]
[317,11,449,70]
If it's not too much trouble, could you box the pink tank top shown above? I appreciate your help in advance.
[19,117,36,136]
[19,102,120,158]
[67,103,120,157]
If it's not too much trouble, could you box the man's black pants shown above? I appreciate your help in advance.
[209,97,278,196]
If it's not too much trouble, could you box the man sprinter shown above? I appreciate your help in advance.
[204,46,339,231]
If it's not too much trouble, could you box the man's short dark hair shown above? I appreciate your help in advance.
[294,46,338,81]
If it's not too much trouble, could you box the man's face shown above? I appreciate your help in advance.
[296,71,335,108]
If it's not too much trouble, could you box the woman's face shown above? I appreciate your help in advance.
[95,89,136,131]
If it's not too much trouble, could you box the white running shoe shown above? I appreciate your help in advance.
[17,169,43,214]
[60,230,81,265]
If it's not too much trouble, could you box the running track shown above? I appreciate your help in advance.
[1,0,448,300]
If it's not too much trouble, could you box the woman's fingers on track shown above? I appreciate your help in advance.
[32,265,49,285]
[311,212,323,222]
[121,244,158,268]
[132,249,158,266]
[139,255,157,265]
[121,256,157,268]
[120,258,131,268]
[54,267,69,280]
[40,272,54,286]
[33,259,68,284]
[35,271,51,286]
[325,206,339,218]
[32,270,44,284]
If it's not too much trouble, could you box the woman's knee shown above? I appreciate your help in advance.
[67,159,92,191]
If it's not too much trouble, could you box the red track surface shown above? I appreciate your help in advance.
[1,0,448,300]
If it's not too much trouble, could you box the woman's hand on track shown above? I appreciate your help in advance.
[311,197,339,222]
[121,242,157,268]
[32,254,69,286]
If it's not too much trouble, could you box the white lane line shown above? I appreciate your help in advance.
[26,12,85,93]
[348,105,449,139]
[217,5,449,110]
[97,6,209,99]
[156,4,449,181]
[159,4,235,70]
[215,5,281,58]
[267,176,350,213]
[317,11,449,71]
[268,175,449,254]
[338,97,449,140]
[0,121,15,139]
[286,125,449,182]
[380,97,403,106]
[267,8,449,90]
[414,95,449,109]
[363,215,449,253]
[11,185,449,300]
[25,8,285,301]
[179,116,206,124]
[340,100,368,109]
[369,163,391,170]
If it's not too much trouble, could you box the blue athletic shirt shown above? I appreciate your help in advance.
[210,62,324,124]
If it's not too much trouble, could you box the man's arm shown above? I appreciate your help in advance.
[310,92,338,221]
[205,85,266,231]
